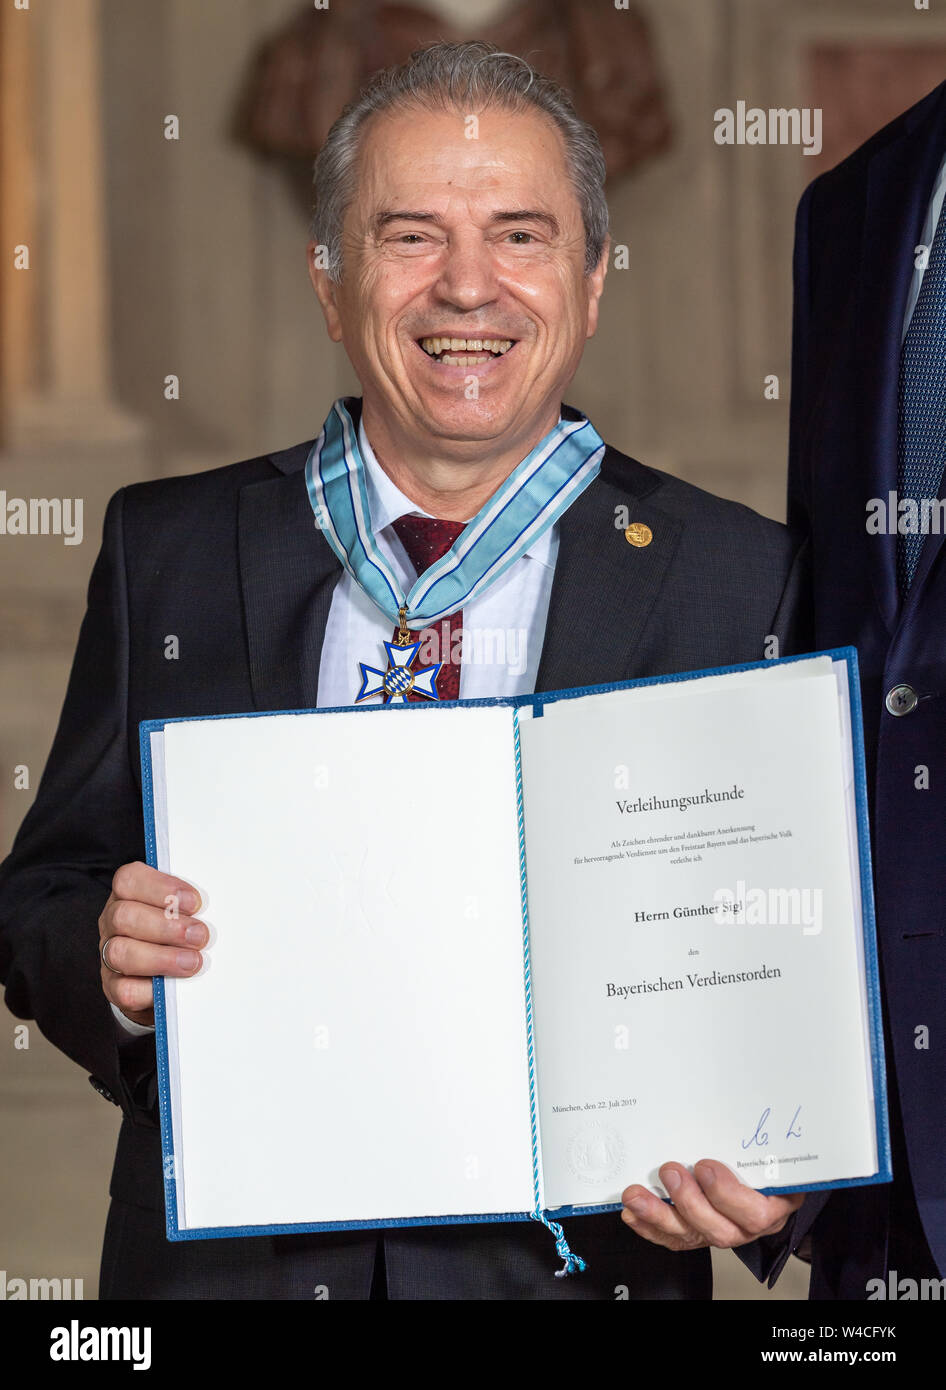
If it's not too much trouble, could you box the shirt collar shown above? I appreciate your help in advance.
[357,414,560,568]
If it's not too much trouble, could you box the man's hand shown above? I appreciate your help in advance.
[98,861,207,1028]
[621,1161,804,1251]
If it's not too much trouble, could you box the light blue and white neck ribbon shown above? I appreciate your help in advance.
[304,397,605,629]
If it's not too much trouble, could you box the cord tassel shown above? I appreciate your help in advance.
[530,1209,587,1277]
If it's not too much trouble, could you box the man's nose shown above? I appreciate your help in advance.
[431,233,500,310]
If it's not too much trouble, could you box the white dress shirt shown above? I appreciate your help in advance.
[112,412,563,1038]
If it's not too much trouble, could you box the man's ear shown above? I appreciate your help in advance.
[307,241,343,342]
[585,234,610,340]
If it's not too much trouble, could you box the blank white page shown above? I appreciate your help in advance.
[157,704,535,1231]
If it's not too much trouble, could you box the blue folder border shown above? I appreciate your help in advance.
[139,645,891,1242]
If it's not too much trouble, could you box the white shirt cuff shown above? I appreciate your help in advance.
[110,1000,156,1037]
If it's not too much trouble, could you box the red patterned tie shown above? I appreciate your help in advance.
[391,514,465,701]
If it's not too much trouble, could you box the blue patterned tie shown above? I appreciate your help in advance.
[897,200,946,593]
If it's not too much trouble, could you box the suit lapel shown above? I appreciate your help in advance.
[855,86,946,632]
[238,454,342,712]
[536,447,682,692]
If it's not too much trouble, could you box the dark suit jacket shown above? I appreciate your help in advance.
[0,398,807,1299]
[786,81,946,1296]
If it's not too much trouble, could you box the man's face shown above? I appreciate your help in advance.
[309,103,608,453]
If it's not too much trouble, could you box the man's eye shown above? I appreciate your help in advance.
[506,231,535,244]
[395,234,426,244]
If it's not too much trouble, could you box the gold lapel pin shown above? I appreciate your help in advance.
[624,522,653,548]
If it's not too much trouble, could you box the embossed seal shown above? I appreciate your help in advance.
[566,1121,626,1186]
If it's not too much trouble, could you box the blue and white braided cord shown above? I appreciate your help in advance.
[513,710,586,1277]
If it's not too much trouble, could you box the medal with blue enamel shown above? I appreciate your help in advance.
[305,398,606,705]
[356,607,443,704]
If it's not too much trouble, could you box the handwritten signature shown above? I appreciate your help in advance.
[741,1105,802,1149]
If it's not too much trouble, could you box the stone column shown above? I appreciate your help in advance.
[2,0,142,446]
[0,0,39,436]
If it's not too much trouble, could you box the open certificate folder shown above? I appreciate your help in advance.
[141,648,891,1247]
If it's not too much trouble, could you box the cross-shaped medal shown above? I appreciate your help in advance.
[355,607,443,705]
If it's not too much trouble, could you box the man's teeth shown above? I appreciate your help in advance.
[419,337,514,359]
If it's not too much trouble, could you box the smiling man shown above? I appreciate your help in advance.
[1,41,812,1300]
[309,93,597,525]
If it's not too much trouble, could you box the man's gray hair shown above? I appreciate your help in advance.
[311,40,609,282]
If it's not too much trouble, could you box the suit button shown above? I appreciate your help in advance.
[88,1075,119,1105]
[885,684,918,716]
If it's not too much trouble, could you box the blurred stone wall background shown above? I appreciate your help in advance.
[3,0,945,1300]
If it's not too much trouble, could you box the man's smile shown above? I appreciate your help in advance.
[412,335,520,370]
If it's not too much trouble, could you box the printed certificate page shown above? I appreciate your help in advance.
[518,660,879,1210]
